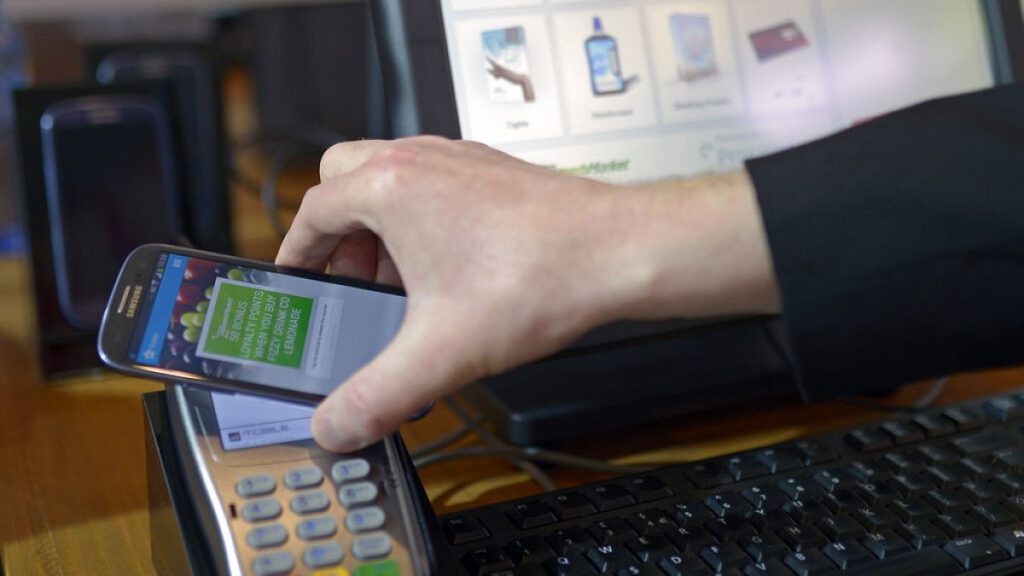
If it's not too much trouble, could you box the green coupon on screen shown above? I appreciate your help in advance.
[202,281,314,368]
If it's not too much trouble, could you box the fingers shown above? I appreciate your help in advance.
[327,229,380,281]
[311,315,467,452]
[275,180,377,270]
[319,140,391,182]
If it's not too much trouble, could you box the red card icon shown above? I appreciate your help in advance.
[749,21,809,62]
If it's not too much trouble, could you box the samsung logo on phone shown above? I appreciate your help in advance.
[119,285,144,318]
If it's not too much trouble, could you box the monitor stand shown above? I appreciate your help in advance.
[467,319,798,446]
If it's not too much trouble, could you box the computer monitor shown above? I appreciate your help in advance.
[371,0,1024,445]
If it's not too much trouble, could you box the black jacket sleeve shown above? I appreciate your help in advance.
[746,84,1024,401]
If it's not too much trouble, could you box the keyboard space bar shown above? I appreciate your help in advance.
[843,547,962,576]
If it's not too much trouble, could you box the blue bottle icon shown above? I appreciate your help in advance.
[585,16,625,96]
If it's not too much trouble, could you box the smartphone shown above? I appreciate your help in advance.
[98,244,407,402]
[41,95,181,330]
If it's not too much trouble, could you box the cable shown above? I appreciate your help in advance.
[409,415,483,459]
[444,396,557,491]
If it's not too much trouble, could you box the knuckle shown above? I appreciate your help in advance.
[320,142,348,181]
[361,146,418,197]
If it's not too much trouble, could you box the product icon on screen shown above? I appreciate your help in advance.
[670,13,718,82]
[586,16,639,97]
[483,26,536,103]
[749,21,809,62]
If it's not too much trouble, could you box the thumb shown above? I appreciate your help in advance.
[311,315,467,452]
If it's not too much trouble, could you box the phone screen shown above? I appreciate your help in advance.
[128,251,406,396]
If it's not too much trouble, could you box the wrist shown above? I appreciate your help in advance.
[589,170,781,325]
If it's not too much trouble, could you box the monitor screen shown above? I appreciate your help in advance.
[436,0,997,182]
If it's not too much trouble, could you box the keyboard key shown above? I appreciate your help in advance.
[754,448,804,474]
[726,455,770,482]
[552,491,598,520]
[548,527,598,555]
[783,498,830,524]
[881,452,925,476]
[888,474,936,499]
[626,508,675,534]
[704,492,753,518]
[924,489,971,513]
[854,481,900,507]
[584,544,635,573]
[962,456,1002,480]
[684,461,734,489]
[845,428,893,453]
[997,447,1024,472]
[613,563,662,576]
[658,553,713,576]
[741,485,788,510]
[463,546,515,576]
[505,535,556,566]
[822,489,868,515]
[626,475,673,502]
[782,549,834,576]
[888,498,937,523]
[935,512,985,538]
[812,468,856,493]
[670,502,714,527]
[898,522,948,550]
[440,515,490,546]
[971,503,1020,530]
[878,420,926,445]
[626,534,676,562]
[331,458,371,483]
[851,506,900,531]
[817,514,864,541]
[943,534,1009,569]
[739,532,789,562]
[700,542,749,572]
[705,516,756,543]
[792,441,838,465]
[992,524,1024,556]
[665,526,716,554]
[506,500,558,529]
[777,477,825,501]
[959,480,1003,505]
[925,464,970,490]
[915,445,960,465]
[911,414,957,438]
[823,539,873,569]
[941,407,987,431]
[861,529,912,559]
[842,546,962,575]
[848,460,891,483]
[778,524,827,551]
[589,518,637,546]
[994,473,1024,495]
[984,396,1024,421]
[742,558,790,575]
[590,484,636,512]
[952,428,1019,455]
[545,554,599,576]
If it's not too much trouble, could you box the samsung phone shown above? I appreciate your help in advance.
[98,244,407,402]
[41,95,181,330]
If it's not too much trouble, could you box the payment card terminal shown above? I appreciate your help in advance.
[145,384,444,575]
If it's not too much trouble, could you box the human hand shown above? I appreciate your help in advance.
[277,137,779,452]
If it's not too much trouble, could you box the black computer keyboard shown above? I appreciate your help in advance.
[437,388,1024,576]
